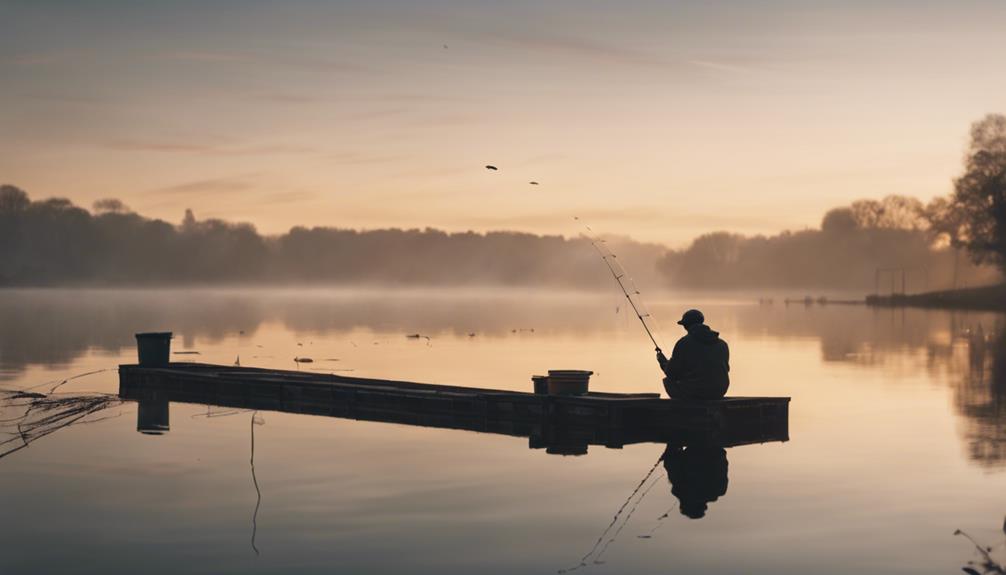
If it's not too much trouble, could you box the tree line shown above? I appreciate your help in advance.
[0,188,665,288]
[659,114,1006,292]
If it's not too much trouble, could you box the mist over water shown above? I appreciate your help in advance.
[1,289,1005,574]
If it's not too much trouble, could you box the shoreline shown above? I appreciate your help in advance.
[865,284,1006,311]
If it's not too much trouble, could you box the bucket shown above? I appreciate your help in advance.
[532,375,549,394]
[135,332,172,367]
[546,370,592,396]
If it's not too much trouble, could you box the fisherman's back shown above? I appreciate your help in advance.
[659,322,730,400]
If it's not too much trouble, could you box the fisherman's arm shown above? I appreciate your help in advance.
[658,339,686,378]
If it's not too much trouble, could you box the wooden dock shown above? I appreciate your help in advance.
[118,363,790,455]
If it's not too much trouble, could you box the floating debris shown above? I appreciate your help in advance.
[10,391,46,400]
[955,527,1006,574]
[235,355,241,366]
[173,351,201,355]
[323,358,340,362]
[468,332,476,337]
[530,181,539,185]
[485,165,498,171]
[294,357,314,364]
[0,388,122,459]
[406,333,432,342]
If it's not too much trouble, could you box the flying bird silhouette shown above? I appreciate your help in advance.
[485,165,498,171]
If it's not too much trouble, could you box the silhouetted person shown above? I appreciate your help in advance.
[656,309,730,399]
[662,443,729,519]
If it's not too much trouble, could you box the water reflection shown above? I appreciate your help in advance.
[249,411,264,556]
[952,322,1006,468]
[0,289,619,379]
[560,443,733,572]
[662,444,728,520]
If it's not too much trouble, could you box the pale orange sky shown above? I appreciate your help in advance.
[2,1,1005,246]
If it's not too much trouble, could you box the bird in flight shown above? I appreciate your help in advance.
[485,165,498,171]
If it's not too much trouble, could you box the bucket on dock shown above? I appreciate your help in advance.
[532,375,549,395]
[135,332,172,367]
[546,370,592,396]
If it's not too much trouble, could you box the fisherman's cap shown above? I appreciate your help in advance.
[677,309,705,326]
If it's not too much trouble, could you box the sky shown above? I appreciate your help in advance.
[2,0,1005,246]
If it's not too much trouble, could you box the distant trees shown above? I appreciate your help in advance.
[0,187,666,288]
[92,198,131,215]
[0,185,29,213]
[657,194,997,291]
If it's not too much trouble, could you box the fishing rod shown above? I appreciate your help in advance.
[575,217,664,352]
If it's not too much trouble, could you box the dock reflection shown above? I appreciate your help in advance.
[126,385,787,458]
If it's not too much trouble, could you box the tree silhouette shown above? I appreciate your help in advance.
[949,114,1006,272]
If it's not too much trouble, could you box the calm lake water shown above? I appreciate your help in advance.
[1,289,1004,574]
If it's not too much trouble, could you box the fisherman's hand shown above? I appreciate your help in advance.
[656,350,668,366]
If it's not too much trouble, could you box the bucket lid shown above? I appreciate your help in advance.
[547,370,593,376]
[135,332,173,338]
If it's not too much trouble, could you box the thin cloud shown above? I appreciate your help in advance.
[259,190,316,204]
[687,59,760,74]
[107,139,319,156]
[478,29,778,76]
[151,177,254,195]
[7,53,65,67]
[478,29,682,70]
[159,51,253,63]
[321,151,404,165]
[108,141,210,154]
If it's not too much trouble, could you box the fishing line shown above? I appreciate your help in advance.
[558,454,664,574]
[591,471,664,564]
[637,507,673,539]
[191,407,254,419]
[575,217,665,352]
[250,410,264,556]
